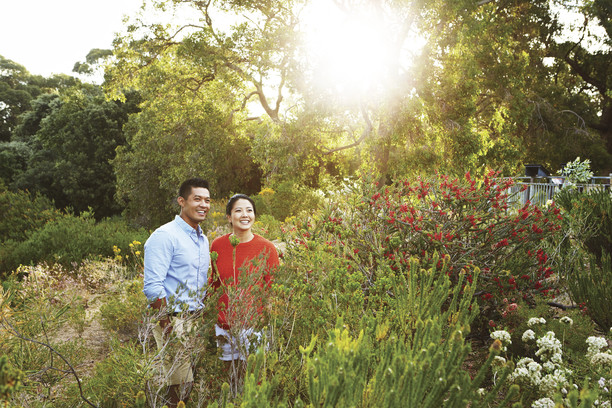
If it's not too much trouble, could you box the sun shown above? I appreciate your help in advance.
[300,0,418,100]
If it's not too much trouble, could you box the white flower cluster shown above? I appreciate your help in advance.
[528,317,547,327]
[586,336,608,354]
[559,316,573,326]
[539,368,572,395]
[510,357,542,385]
[591,352,612,367]
[531,397,555,408]
[535,331,563,365]
[491,330,512,351]
[522,329,536,342]
[510,329,576,399]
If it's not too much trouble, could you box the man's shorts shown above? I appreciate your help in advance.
[153,315,196,385]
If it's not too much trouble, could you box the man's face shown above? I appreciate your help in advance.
[178,187,211,229]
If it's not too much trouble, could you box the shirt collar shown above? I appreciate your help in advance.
[174,214,203,237]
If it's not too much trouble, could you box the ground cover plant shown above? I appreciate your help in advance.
[0,173,610,407]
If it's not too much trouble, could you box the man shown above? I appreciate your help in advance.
[143,178,211,407]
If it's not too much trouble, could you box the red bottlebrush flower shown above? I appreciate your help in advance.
[482,292,493,301]
[534,281,542,289]
[495,239,509,248]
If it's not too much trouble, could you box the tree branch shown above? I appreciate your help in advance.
[225,91,260,126]
[323,105,374,155]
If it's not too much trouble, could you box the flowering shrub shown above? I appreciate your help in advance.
[287,172,562,329]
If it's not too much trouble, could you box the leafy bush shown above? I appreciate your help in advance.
[0,212,149,275]
[0,355,25,402]
[560,157,594,185]
[567,251,612,331]
[99,278,147,336]
[253,182,323,221]
[63,338,149,408]
[555,187,612,265]
[0,187,61,243]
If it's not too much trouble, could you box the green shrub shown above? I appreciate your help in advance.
[63,337,149,408]
[0,212,149,274]
[99,278,147,336]
[567,251,612,331]
[0,354,25,402]
[253,182,323,221]
[555,188,612,265]
[0,187,61,243]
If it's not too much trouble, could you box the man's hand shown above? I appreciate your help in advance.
[159,316,173,337]
[150,297,173,337]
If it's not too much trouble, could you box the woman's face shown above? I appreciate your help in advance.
[228,198,255,233]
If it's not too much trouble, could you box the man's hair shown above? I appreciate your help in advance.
[226,194,256,216]
[178,178,210,199]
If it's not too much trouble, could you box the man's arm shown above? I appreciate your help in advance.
[143,230,174,334]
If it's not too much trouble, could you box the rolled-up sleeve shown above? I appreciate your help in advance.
[143,230,173,302]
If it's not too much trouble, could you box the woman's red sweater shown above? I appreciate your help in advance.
[210,234,279,329]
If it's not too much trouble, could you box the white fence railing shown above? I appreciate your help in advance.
[504,176,611,207]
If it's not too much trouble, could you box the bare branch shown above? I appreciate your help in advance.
[225,91,260,126]
[323,105,374,155]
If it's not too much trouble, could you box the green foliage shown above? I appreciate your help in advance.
[11,85,139,219]
[555,188,612,264]
[553,187,612,330]
[0,355,24,403]
[0,55,78,143]
[0,211,148,275]
[567,251,612,331]
[0,186,61,243]
[112,63,261,227]
[0,141,30,186]
[68,337,149,408]
[99,278,147,336]
[252,183,324,221]
[560,157,595,185]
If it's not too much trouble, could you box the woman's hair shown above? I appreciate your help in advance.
[226,194,257,216]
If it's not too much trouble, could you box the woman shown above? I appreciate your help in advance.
[210,194,279,363]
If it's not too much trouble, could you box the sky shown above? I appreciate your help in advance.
[0,0,143,78]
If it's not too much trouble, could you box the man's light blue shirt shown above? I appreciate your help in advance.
[143,215,210,312]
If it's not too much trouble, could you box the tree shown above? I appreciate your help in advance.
[12,85,140,218]
[111,54,261,227]
[0,55,80,142]
[543,0,612,171]
[105,0,610,196]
